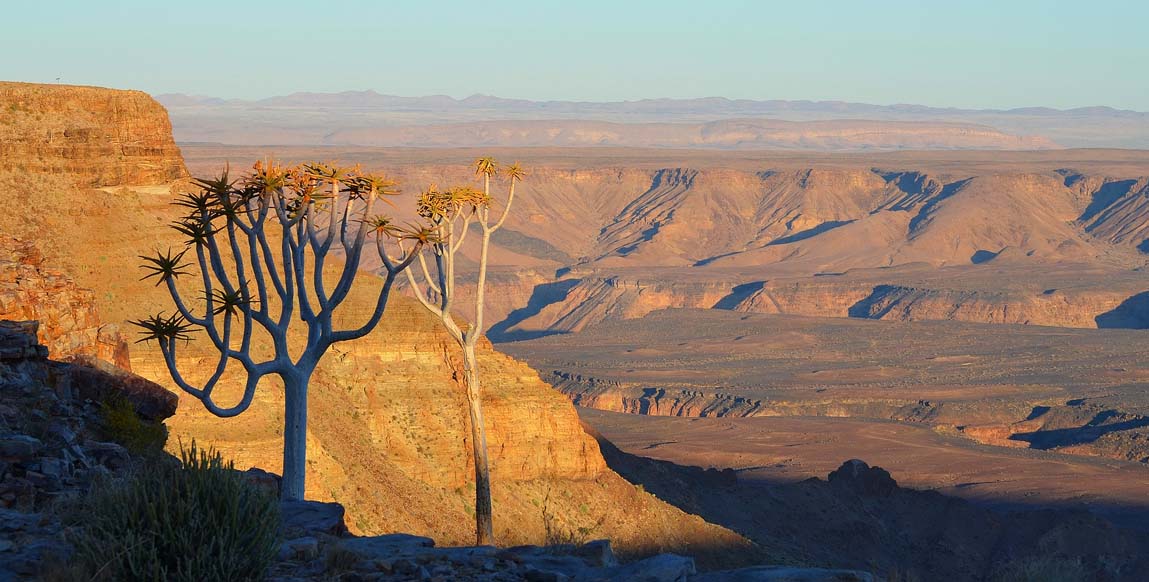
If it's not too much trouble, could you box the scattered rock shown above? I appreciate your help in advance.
[0,320,182,578]
[693,565,876,581]
[0,435,43,460]
[278,536,319,561]
[610,552,696,581]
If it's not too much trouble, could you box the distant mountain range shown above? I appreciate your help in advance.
[155,91,1149,149]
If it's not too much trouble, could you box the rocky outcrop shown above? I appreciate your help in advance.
[0,321,176,579]
[725,278,1149,329]
[269,499,873,582]
[0,237,129,369]
[491,275,735,338]
[0,81,187,186]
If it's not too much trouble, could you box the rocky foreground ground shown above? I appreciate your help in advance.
[268,499,871,582]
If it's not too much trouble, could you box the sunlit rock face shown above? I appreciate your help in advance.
[0,81,187,186]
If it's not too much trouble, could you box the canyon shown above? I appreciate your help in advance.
[182,145,1149,337]
[6,81,1149,579]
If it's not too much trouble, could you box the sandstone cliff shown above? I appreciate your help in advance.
[0,82,187,186]
[0,237,129,368]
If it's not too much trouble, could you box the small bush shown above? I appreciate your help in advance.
[99,396,167,455]
[66,442,280,582]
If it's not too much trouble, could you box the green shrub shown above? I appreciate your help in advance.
[99,395,167,455]
[67,442,280,582]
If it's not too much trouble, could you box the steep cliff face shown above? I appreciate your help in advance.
[0,237,129,368]
[842,284,1139,327]
[0,82,187,186]
[487,273,737,339]
[723,276,1149,329]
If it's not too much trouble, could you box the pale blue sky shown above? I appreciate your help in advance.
[4,0,1147,110]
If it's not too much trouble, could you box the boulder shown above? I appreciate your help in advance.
[573,539,617,568]
[66,356,177,421]
[280,500,348,537]
[608,553,695,581]
[0,322,47,360]
[336,534,436,561]
[0,435,43,460]
[828,459,897,497]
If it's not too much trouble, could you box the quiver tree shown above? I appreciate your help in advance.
[402,157,523,545]
[134,161,428,501]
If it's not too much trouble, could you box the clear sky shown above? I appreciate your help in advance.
[4,0,1147,110]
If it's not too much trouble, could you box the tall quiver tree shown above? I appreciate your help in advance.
[402,157,523,545]
[134,161,426,501]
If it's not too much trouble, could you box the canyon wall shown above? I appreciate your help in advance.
[0,82,187,186]
[0,236,129,368]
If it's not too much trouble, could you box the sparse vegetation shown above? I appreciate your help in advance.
[540,487,603,547]
[63,442,280,582]
[99,395,167,455]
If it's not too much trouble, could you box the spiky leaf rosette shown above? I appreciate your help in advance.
[130,313,195,344]
[202,287,254,316]
[474,156,498,178]
[504,162,526,183]
[385,222,443,245]
[140,248,192,285]
[172,217,214,247]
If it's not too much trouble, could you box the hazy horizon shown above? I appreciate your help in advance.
[154,88,1149,113]
[5,0,1148,111]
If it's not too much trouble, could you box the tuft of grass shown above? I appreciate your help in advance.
[63,441,281,582]
[99,395,167,455]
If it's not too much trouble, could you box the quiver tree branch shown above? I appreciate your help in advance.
[133,161,425,500]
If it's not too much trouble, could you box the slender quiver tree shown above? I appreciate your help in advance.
[134,161,428,501]
[402,157,523,545]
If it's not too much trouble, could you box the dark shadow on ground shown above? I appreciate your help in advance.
[488,279,581,343]
[581,419,1149,582]
[1080,179,1139,223]
[712,282,765,310]
[971,249,999,264]
[1096,291,1149,329]
[766,220,855,246]
[1011,415,1149,450]
[846,285,899,318]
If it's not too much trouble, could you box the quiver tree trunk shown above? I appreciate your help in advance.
[462,343,494,545]
[281,367,312,501]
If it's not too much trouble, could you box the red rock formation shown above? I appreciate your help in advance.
[0,82,187,186]
[0,237,129,369]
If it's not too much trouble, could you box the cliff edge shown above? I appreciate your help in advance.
[0,81,187,186]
